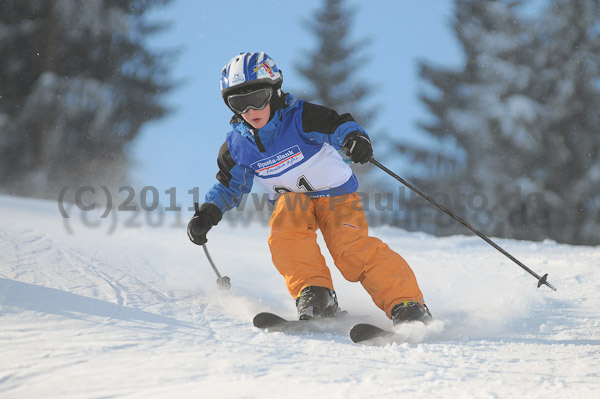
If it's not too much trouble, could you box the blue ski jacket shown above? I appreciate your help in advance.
[205,94,369,214]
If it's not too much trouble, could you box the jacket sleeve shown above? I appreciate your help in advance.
[299,102,369,149]
[205,141,254,213]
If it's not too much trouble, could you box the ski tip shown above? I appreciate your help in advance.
[350,323,393,343]
[349,323,369,343]
[253,312,287,329]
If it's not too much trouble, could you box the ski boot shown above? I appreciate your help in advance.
[296,286,339,320]
[391,300,432,325]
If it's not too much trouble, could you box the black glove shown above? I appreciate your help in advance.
[342,132,373,164]
[187,203,222,245]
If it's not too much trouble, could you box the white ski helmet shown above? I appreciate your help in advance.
[220,52,283,101]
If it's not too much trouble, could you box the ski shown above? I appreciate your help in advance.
[349,323,395,344]
[253,312,303,330]
[253,311,349,335]
[255,313,428,345]
[350,320,442,345]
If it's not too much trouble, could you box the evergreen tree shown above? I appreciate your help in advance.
[291,0,382,223]
[414,0,600,245]
[0,0,173,199]
[295,0,375,127]
[532,0,600,244]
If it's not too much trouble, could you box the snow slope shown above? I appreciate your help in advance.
[0,194,598,398]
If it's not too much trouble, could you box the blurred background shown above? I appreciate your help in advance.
[1,0,599,245]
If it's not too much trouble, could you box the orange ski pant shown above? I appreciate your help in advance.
[268,192,425,318]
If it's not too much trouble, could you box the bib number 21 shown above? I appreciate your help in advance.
[274,175,315,193]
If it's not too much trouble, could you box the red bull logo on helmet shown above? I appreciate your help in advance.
[253,61,275,78]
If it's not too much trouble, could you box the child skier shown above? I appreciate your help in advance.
[187,52,431,325]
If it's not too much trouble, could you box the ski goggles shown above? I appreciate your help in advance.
[226,87,272,114]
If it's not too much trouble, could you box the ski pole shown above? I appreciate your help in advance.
[369,157,557,291]
[202,243,231,290]
[194,203,231,290]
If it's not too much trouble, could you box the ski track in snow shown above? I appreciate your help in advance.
[0,194,599,398]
